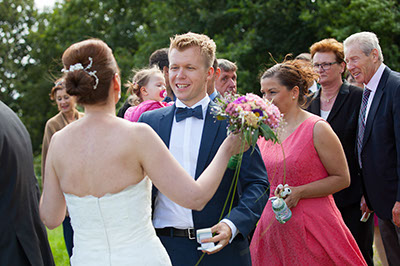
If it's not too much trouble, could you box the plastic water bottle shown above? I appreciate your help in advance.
[271,197,292,224]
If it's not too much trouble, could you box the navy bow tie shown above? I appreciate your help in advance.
[175,105,203,122]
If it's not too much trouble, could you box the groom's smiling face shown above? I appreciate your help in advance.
[169,46,213,107]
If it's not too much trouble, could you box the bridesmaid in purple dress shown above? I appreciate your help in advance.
[250,59,366,265]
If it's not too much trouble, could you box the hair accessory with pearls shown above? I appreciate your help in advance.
[62,57,99,90]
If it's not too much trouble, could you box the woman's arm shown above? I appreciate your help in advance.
[41,120,57,183]
[136,123,244,211]
[39,133,67,229]
[284,120,350,208]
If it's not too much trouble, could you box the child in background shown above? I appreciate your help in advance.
[124,66,172,122]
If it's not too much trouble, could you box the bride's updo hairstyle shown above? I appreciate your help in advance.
[62,39,119,105]
[261,59,318,107]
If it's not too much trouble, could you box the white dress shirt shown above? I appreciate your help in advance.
[153,96,209,229]
[309,80,319,93]
[320,109,330,120]
[364,63,385,120]
[152,95,238,241]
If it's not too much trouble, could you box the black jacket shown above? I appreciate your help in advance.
[307,81,363,207]
[0,101,54,266]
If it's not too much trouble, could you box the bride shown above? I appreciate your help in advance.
[39,39,244,265]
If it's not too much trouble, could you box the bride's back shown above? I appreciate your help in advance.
[49,38,149,198]
[51,115,145,197]
[44,39,172,265]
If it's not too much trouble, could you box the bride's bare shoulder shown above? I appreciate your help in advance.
[118,119,157,141]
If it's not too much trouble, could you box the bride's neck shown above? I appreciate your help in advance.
[83,99,116,118]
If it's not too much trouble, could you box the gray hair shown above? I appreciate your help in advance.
[217,58,237,72]
[343,32,383,62]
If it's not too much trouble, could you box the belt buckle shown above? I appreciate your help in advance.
[188,228,195,240]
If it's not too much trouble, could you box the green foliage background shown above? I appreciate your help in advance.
[1,0,400,160]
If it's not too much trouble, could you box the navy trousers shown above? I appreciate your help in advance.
[62,216,74,258]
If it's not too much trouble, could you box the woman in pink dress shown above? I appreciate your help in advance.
[124,66,172,122]
[250,59,367,265]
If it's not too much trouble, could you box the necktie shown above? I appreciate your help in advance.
[175,105,203,122]
[357,88,371,167]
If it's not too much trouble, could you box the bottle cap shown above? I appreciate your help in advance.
[272,198,285,211]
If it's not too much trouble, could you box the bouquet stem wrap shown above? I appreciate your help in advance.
[228,154,240,170]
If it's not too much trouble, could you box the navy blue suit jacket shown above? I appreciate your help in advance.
[138,102,269,263]
[360,67,400,220]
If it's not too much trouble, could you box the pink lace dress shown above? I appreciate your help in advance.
[124,100,172,122]
[250,115,366,265]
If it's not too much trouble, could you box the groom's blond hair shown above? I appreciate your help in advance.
[169,32,216,68]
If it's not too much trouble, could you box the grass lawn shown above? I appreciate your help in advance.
[47,226,70,266]
[44,223,385,266]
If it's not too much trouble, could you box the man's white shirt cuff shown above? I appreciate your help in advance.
[220,218,238,243]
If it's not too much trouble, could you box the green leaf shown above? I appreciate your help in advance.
[250,128,259,155]
[252,128,259,147]
[244,129,252,145]
[260,123,278,143]
[216,115,228,120]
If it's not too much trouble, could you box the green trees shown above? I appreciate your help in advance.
[0,0,36,109]
[1,0,399,155]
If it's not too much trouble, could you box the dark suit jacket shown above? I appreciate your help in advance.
[360,66,400,220]
[0,101,54,265]
[139,103,269,264]
[308,81,363,208]
[116,99,132,118]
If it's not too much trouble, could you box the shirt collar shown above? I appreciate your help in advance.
[175,95,210,112]
[209,89,218,101]
[365,63,385,92]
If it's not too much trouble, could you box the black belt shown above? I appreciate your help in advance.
[156,227,196,240]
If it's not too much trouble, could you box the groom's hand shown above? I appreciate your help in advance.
[201,222,232,254]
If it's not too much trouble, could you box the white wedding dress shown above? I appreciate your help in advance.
[64,177,172,266]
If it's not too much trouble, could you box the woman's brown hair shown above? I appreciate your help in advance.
[62,39,119,105]
[261,59,318,106]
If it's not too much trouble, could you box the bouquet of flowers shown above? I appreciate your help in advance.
[212,93,283,219]
[213,93,282,167]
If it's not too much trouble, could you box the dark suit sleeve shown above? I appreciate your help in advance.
[138,111,153,127]
[137,112,146,123]
[393,79,400,202]
[224,145,269,237]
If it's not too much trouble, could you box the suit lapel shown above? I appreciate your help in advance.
[158,105,176,148]
[327,82,350,122]
[363,67,390,147]
[309,90,321,115]
[151,105,175,203]
[195,103,224,179]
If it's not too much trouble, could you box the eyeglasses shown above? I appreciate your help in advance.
[312,62,338,71]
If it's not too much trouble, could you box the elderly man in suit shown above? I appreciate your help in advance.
[0,101,54,265]
[344,31,400,265]
[139,32,269,266]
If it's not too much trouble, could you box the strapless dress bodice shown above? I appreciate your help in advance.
[64,177,171,266]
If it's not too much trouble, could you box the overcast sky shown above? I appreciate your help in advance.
[35,0,56,11]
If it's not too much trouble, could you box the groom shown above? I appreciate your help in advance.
[139,32,269,265]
